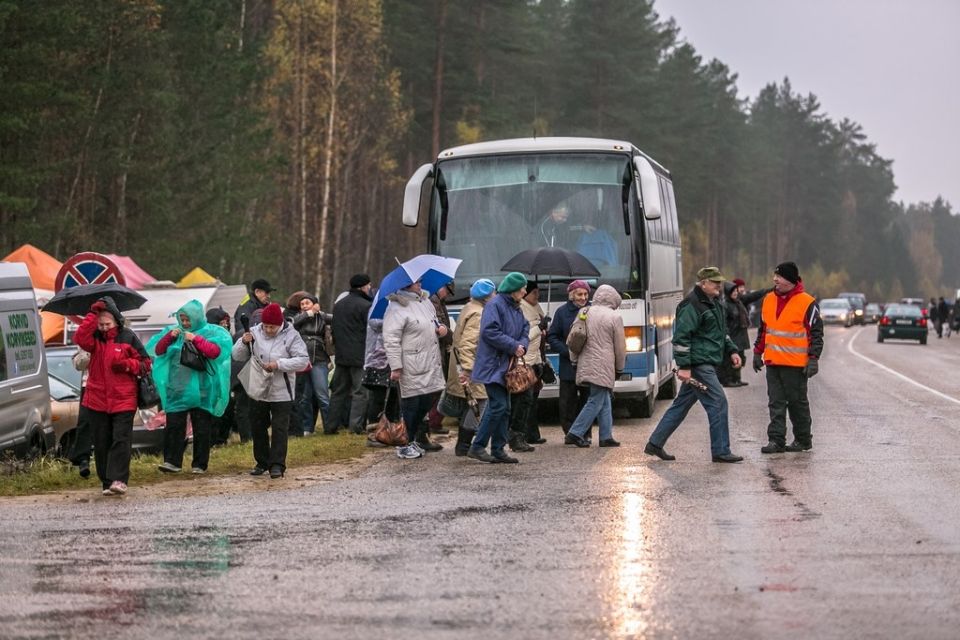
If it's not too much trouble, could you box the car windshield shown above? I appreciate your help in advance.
[886,305,921,317]
[821,300,849,309]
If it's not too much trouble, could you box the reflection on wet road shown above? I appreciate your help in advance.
[2,326,960,639]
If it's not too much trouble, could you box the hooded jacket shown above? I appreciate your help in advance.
[74,297,150,414]
[382,289,446,398]
[471,293,530,386]
[147,300,234,416]
[574,285,626,389]
[723,282,751,351]
[231,320,310,402]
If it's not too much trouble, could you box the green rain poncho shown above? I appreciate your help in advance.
[146,299,233,416]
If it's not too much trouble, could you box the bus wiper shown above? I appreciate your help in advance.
[621,162,632,236]
[437,169,449,240]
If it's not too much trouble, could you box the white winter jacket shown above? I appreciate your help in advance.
[383,289,446,399]
[231,322,309,402]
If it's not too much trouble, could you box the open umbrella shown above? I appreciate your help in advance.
[369,254,462,319]
[500,247,600,310]
[42,282,147,316]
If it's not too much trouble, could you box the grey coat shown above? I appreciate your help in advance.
[574,285,626,389]
[383,290,446,398]
[231,322,309,402]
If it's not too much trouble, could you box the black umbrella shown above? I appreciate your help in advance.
[42,282,147,316]
[500,247,600,278]
[500,247,600,311]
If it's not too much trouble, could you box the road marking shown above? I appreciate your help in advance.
[848,327,960,406]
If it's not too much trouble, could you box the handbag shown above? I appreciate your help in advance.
[437,389,467,418]
[540,359,557,384]
[361,365,391,389]
[373,385,408,446]
[137,372,161,409]
[566,307,590,356]
[504,356,538,394]
[238,357,272,401]
[179,340,209,373]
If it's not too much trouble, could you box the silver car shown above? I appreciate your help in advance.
[820,298,854,328]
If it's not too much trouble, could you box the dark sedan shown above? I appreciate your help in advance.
[877,304,928,344]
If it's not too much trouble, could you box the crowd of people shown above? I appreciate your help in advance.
[71,257,832,495]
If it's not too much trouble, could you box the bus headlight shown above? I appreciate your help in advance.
[625,327,642,352]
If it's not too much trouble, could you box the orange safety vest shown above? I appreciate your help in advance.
[761,291,815,367]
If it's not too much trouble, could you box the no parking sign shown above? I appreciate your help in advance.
[54,252,126,323]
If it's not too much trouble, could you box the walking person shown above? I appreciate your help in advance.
[644,267,744,463]
[466,272,530,464]
[67,347,93,478]
[232,303,309,478]
[936,296,950,339]
[383,280,448,459]
[562,284,626,448]
[753,262,823,453]
[328,274,373,434]
[547,280,592,440]
[73,297,151,495]
[445,278,496,456]
[148,300,233,474]
[508,281,546,452]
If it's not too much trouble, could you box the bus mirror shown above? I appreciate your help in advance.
[402,163,434,227]
[633,157,662,220]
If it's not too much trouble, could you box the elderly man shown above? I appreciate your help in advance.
[328,274,373,434]
[753,262,823,453]
[547,280,592,439]
[644,267,744,463]
[233,278,274,332]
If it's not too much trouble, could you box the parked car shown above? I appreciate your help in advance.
[877,304,928,344]
[838,292,868,325]
[819,298,855,327]
[46,346,165,457]
[864,303,882,324]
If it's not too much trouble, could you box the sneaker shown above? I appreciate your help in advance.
[108,481,127,495]
[761,442,786,454]
[409,441,426,454]
[785,441,812,452]
[158,461,182,473]
[191,467,206,474]
[396,445,423,459]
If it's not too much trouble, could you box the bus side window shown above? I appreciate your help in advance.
[665,180,679,244]
[656,177,670,243]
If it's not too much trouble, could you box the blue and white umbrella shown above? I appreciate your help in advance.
[369,254,462,319]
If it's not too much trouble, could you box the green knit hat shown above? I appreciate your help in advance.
[498,272,528,294]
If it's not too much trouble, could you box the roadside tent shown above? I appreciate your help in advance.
[1,244,65,344]
[177,267,219,288]
[104,254,156,289]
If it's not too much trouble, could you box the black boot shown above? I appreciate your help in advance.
[455,428,475,457]
[415,426,443,452]
[509,432,534,452]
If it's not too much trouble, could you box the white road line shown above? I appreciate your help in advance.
[847,327,960,406]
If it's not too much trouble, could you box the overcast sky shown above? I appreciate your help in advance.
[653,0,959,208]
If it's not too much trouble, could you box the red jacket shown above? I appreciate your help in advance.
[74,312,151,414]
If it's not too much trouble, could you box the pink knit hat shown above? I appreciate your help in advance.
[567,280,591,293]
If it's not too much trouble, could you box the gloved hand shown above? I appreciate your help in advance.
[752,352,764,373]
[90,300,107,313]
[804,358,819,378]
[111,360,129,374]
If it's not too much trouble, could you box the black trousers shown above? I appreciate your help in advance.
[164,408,214,471]
[248,400,293,471]
[366,384,401,426]
[68,404,93,466]
[233,388,252,442]
[211,394,236,445]
[526,385,543,442]
[509,386,537,442]
[88,409,135,489]
[328,365,367,433]
[558,379,590,434]
[765,365,812,446]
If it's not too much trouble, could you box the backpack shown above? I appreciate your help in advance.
[565,307,590,358]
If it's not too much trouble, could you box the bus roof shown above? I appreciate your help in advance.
[437,137,669,175]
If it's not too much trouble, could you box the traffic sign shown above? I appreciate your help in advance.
[54,252,126,292]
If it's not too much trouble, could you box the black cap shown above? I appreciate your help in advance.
[774,262,800,284]
[350,273,371,289]
[251,278,275,293]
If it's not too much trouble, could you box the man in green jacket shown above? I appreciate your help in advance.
[644,267,744,463]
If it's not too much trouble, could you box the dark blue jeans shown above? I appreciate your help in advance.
[471,383,511,453]
[401,392,437,442]
[648,364,731,456]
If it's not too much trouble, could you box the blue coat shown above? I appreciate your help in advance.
[472,293,530,386]
[547,300,590,381]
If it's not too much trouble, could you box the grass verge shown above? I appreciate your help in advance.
[0,432,368,497]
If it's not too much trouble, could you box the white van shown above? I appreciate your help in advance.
[0,262,53,457]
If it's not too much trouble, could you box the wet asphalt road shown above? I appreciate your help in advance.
[2,326,960,639]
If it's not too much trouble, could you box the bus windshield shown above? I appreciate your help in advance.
[430,152,638,297]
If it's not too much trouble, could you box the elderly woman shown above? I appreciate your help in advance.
[73,296,151,496]
[563,285,626,448]
[547,280,593,440]
[383,280,448,459]
[289,292,333,435]
[232,302,309,478]
[467,272,530,464]
[445,278,496,456]
[147,300,233,474]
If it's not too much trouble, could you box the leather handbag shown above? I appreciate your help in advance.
[540,360,557,384]
[437,389,467,418]
[504,356,538,394]
[137,372,161,409]
[373,385,408,446]
[180,340,210,373]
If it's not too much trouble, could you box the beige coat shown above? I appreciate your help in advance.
[383,289,446,398]
[575,285,626,389]
[445,299,488,400]
[520,298,544,365]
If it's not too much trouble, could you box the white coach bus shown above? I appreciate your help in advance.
[401,137,683,417]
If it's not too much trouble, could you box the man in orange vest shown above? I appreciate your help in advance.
[752,262,823,453]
